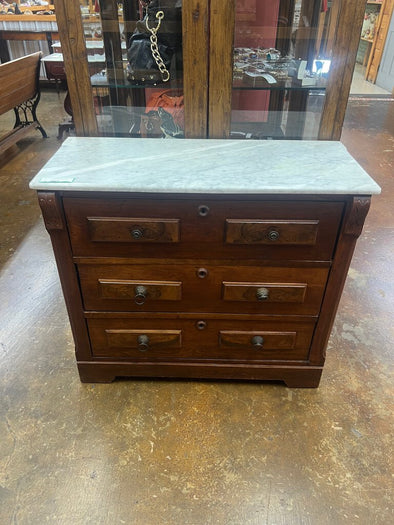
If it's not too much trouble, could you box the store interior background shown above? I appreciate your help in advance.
[0,3,393,525]
[351,63,391,95]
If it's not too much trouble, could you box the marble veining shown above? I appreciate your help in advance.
[29,138,381,195]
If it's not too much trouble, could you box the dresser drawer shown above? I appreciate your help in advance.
[87,317,315,362]
[64,197,344,260]
[78,263,329,315]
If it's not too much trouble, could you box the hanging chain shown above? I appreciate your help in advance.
[145,10,170,82]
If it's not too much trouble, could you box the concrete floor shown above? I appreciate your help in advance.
[0,90,393,524]
[350,64,391,96]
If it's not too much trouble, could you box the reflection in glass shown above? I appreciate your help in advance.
[80,0,184,137]
[231,0,339,140]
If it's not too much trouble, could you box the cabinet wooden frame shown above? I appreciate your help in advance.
[53,0,98,135]
[53,0,366,140]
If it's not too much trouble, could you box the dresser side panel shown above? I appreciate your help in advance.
[38,191,92,361]
[308,196,371,365]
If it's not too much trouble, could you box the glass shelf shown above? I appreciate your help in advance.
[90,71,183,90]
[233,79,327,91]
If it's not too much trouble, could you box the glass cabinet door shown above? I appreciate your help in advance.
[56,0,364,140]
[230,0,341,140]
[78,0,184,137]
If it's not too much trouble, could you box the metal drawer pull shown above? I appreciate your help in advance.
[137,334,150,351]
[268,230,280,241]
[131,228,144,239]
[252,336,264,348]
[134,285,148,305]
[256,287,269,301]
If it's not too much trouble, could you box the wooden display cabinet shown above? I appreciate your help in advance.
[53,0,366,140]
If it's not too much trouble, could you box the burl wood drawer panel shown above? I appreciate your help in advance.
[87,318,315,362]
[86,217,180,243]
[63,197,344,260]
[78,263,329,315]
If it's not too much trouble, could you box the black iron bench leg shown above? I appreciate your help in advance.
[13,91,48,139]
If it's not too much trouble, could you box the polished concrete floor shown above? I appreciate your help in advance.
[350,64,391,96]
[0,90,393,524]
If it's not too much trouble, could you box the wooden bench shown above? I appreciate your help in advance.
[0,52,47,154]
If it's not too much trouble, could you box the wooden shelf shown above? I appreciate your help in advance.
[81,15,102,23]
[19,5,55,12]
[0,4,55,21]
[0,14,56,21]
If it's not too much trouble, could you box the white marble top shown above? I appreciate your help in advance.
[29,138,381,195]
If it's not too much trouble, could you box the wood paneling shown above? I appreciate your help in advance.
[87,217,180,243]
[183,0,210,137]
[97,279,183,302]
[222,282,308,304]
[208,0,235,138]
[308,196,371,365]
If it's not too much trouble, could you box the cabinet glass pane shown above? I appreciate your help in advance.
[81,0,184,137]
[231,0,339,139]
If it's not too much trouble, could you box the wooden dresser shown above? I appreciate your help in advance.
[30,138,380,387]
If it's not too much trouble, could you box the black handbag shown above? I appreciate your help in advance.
[126,0,182,85]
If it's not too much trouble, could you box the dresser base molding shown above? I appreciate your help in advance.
[77,361,323,388]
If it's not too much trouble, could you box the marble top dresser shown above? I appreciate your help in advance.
[30,138,380,387]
